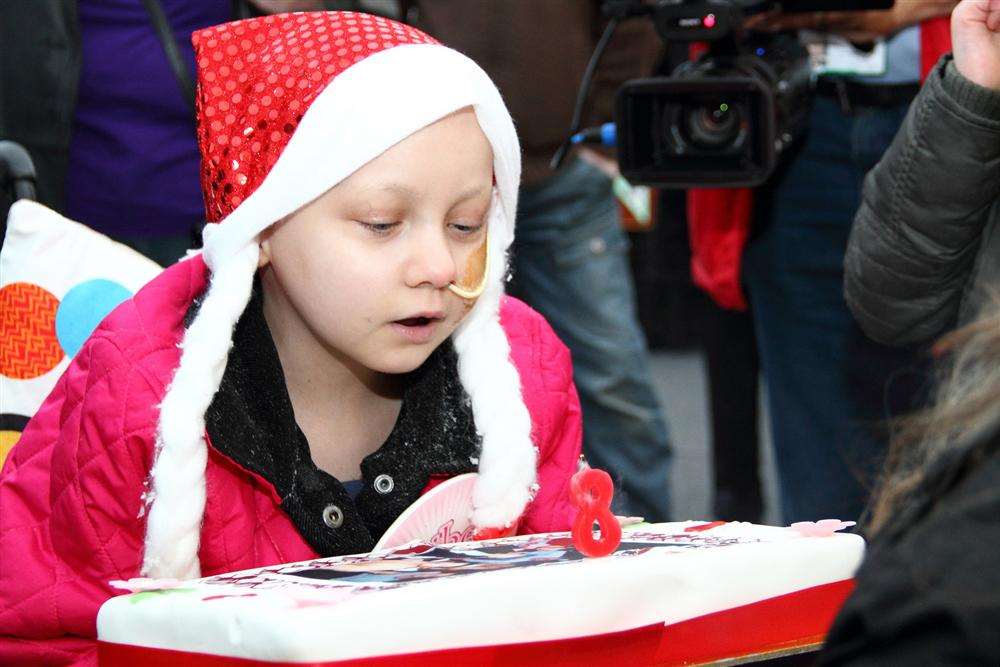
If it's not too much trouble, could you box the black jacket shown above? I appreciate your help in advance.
[0,0,80,213]
[820,424,1000,664]
[844,56,1000,346]
[198,282,480,557]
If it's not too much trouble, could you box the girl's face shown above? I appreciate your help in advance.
[259,108,494,375]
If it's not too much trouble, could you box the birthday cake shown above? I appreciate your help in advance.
[97,521,863,666]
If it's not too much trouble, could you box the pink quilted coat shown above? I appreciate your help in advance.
[0,256,583,666]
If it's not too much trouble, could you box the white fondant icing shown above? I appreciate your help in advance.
[101,522,865,662]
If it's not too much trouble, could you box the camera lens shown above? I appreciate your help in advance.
[680,101,741,150]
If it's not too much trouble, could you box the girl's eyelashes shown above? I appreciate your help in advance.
[357,220,401,236]
[353,218,484,238]
[449,221,486,236]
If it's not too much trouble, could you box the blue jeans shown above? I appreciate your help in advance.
[743,95,921,524]
[509,159,673,521]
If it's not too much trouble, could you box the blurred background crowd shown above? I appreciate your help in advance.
[0,0,993,531]
[3,0,1000,660]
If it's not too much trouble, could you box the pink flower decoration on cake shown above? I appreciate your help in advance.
[109,577,185,593]
[290,596,347,609]
[789,519,856,537]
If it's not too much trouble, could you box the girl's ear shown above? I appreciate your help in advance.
[257,226,275,268]
[257,240,271,268]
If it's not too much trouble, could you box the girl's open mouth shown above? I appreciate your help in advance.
[396,316,434,327]
[390,314,444,344]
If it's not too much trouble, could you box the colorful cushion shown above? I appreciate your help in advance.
[0,201,162,466]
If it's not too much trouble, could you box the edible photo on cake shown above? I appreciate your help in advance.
[204,529,757,592]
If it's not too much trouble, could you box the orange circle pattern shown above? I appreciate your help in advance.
[0,282,64,379]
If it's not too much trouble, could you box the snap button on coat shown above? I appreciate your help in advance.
[322,504,344,529]
[374,474,394,495]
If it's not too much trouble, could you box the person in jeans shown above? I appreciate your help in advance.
[742,2,956,523]
[409,1,674,520]
[511,157,673,521]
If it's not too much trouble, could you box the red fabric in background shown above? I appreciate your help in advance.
[687,187,753,310]
[686,19,953,311]
[920,16,952,79]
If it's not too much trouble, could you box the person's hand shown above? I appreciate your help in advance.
[952,0,1000,89]
[746,1,957,43]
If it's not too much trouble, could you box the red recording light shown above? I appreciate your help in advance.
[703,13,716,28]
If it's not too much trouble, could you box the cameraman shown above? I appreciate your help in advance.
[845,0,1000,344]
[737,1,956,524]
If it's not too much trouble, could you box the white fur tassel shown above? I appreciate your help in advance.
[454,192,537,529]
[141,241,260,579]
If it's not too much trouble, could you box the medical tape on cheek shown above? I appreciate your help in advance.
[447,234,489,300]
[447,187,500,300]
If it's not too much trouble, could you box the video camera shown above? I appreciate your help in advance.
[563,0,893,188]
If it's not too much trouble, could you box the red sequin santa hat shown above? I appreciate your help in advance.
[142,12,532,579]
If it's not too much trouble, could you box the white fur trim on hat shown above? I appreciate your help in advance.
[144,42,533,578]
[456,192,537,529]
[142,240,259,578]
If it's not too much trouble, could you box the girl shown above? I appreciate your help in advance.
[0,12,582,665]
